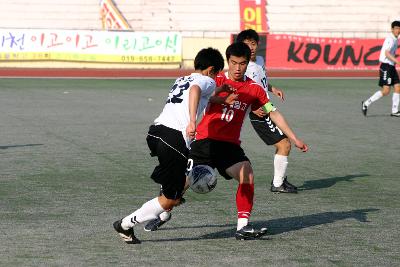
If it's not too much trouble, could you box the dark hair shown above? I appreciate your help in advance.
[194,47,224,72]
[225,42,251,62]
[391,21,400,28]
[236,29,259,44]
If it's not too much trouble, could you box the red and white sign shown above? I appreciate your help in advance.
[239,0,268,33]
[100,0,131,30]
[265,34,395,70]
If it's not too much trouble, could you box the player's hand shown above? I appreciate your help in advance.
[271,86,285,101]
[294,139,308,152]
[252,107,267,117]
[216,84,235,94]
[186,121,196,140]
[224,92,239,105]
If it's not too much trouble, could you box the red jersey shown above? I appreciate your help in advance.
[195,72,269,145]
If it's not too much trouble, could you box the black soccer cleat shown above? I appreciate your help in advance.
[390,111,400,117]
[270,177,298,193]
[144,213,172,232]
[271,182,298,193]
[361,101,368,116]
[283,177,297,190]
[235,225,268,240]
[113,219,141,244]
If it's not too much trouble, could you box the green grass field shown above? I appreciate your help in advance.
[0,78,399,266]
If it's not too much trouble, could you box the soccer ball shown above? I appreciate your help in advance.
[188,165,217,194]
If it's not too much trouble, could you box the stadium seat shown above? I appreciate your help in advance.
[0,0,399,38]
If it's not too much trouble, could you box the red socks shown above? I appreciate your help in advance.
[236,183,254,220]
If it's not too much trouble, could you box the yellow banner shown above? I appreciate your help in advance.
[0,29,182,63]
[0,52,181,63]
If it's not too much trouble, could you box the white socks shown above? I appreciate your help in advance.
[365,91,399,113]
[121,197,165,230]
[159,211,172,221]
[237,218,248,231]
[392,92,399,113]
[365,91,383,107]
[273,154,288,187]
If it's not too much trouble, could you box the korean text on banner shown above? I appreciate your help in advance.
[239,0,268,32]
[0,29,182,64]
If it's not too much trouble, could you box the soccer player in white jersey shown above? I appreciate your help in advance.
[362,20,400,117]
[113,48,225,244]
[236,29,301,193]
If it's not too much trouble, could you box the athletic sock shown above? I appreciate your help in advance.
[159,211,171,221]
[121,197,165,230]
[236,183,254,230]
[365,91,383,107]
[237,218,248,231]
[273,154,288,187]
[392,92,399,113]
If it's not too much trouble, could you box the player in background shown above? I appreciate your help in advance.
[112,47,226,244]
[362,20,400,117]
[236,29,300,193]
[187,42,308,239]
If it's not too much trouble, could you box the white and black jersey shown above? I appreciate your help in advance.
[379,33,399,65]
[147,73,216,199]
[255,55,265,69]
[153,73,216,147]
[246,59,286,145]
[245,61,270,99]
[378,33,400,86]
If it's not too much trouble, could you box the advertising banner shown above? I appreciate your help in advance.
[265,34,393,70]
[0,29,182,63]
[239,0,268,32]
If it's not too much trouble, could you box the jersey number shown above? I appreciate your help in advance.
[261,77,267,89]
[221,107,234,122]
[166,80,190,104]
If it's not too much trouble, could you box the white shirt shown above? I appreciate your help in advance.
[379,33,399,65]
[255,55,265,69]
[245,60,270,98]
[153,73,216,147]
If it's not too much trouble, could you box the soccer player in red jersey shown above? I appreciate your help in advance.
[145,42,308,239]
[187,42,308,239]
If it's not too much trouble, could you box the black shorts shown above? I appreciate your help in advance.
[188,138,249,180]
[379,63,400,87]
[146,124,188,200]
[248,112,287,145]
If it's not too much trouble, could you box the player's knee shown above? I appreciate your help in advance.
[275,138,291,155]
[158,196,181,210]
[164,199,180,210]
[381,88,390,96]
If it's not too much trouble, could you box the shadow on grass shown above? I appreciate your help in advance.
[260,208,378,235]
[0,143,43,149]
[142,208,378,242]
[365,114,391,118]
[298,174,370,191]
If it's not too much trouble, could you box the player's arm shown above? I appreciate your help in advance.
[186,85,201,140]
[261,104,308,152]
[269,84,285,101]
[385,50,399,64]
[209,84,238,105]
